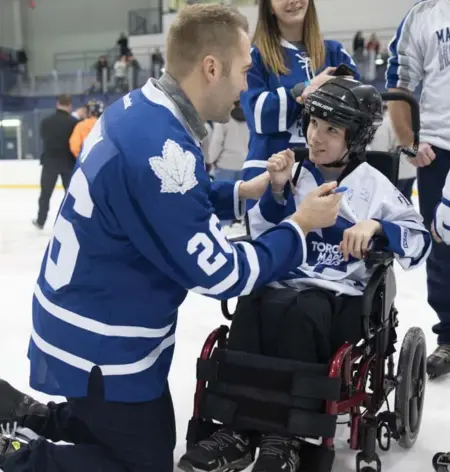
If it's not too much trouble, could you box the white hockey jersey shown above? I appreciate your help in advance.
[434,169,450,244]
[249,160,432,296]
[386,0,450,151]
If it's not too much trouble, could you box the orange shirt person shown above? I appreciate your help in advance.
[69,99,105,157]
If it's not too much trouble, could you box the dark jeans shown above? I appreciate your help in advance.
[417,146,450,345]
[37,166,72,227]
[3,370,176,472]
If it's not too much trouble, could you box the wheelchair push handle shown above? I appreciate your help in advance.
[380,91,420,157]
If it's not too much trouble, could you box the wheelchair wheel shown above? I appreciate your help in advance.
[394,327,426,449]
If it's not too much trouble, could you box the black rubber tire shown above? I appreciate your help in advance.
[394,327,427,449]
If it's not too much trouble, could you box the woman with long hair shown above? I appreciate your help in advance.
[241,0,358,205]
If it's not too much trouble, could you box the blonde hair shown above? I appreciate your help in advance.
[165,4,249,80]
[253,0,325,76]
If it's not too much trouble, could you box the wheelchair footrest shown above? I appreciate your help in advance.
[299,441,335,472]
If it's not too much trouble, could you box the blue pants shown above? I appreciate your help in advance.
[417,146,450,345]
[2,371,176,472]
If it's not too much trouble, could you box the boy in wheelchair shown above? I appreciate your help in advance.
[178,78,431,472]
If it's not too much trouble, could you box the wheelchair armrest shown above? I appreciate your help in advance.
[364,250,394,270]
[364,235,394,269]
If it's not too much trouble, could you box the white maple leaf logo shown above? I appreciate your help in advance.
[149,139,198,194]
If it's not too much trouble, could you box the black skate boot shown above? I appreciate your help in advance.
[177,427,253,472]
[427,345,450,379]
[433,451,450,472]
[252,434,302,472]
[0,380,49,432]
[0,427,32,467]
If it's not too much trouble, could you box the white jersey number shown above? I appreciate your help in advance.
[44,168,94,290]
[187,215,233,276]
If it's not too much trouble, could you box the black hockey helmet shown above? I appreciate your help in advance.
[86,99,105,118]
[302,77,383,155]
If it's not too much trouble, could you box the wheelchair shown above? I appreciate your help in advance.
[184,92,427,472]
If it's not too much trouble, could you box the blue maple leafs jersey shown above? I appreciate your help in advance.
[30,79,309,402]
[240,39,358,208]
[249,160,431,296]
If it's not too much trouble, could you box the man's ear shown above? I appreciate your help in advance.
[202,55,222,84]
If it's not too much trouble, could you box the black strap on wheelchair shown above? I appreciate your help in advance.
[196,348,341,439]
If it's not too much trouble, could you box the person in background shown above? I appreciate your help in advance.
[206,100,250,225]
[386,0,450,378]
[240,0,359,212]
[369,103,416,202]
[208,100,249,183]
[71,106,87,121]
[114,55,128,92]
[33,94,78,230]
[69,99,105,158]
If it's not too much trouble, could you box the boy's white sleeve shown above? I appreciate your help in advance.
[374,182,431,269]
[434,170,450,245]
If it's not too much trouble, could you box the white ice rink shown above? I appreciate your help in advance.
[0,186,449,472]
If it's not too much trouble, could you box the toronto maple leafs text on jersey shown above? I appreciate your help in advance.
[249,160,431,296]
[30,78,310,403]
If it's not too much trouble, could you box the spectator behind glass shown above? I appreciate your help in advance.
[113,55,129,92]
[93,55,110,91]
[151,47,165,79]
[117,33,130,57]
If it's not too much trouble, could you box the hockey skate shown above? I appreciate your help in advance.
[0,379,49,432]
[178,427,253,472]
[433,451,450,472]
[427,345,450,379]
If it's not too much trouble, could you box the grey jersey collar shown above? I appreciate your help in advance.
[154,73,208,143]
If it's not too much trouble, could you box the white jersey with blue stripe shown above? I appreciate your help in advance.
[386,0,450,150]
[29,79,309,402]
[434,168,450,244]
[240,39,358,208]
[249,160,431,296]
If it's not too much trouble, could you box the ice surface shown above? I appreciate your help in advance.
[0,188,448,472]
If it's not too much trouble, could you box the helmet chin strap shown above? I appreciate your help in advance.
[322,149,350,168]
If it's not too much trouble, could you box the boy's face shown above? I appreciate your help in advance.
[307,116,348,166]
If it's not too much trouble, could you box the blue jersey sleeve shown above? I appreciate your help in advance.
[115,135,308,300]
[241,47,302,136]
[385,4,424,91]
[209,179,245,221]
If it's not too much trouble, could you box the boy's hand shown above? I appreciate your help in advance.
[238,172,271,200]
[340,220,382,261]
[267,149,295,193]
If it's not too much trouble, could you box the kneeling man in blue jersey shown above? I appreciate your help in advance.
[0,5,348,472]
[178,78,431,472]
